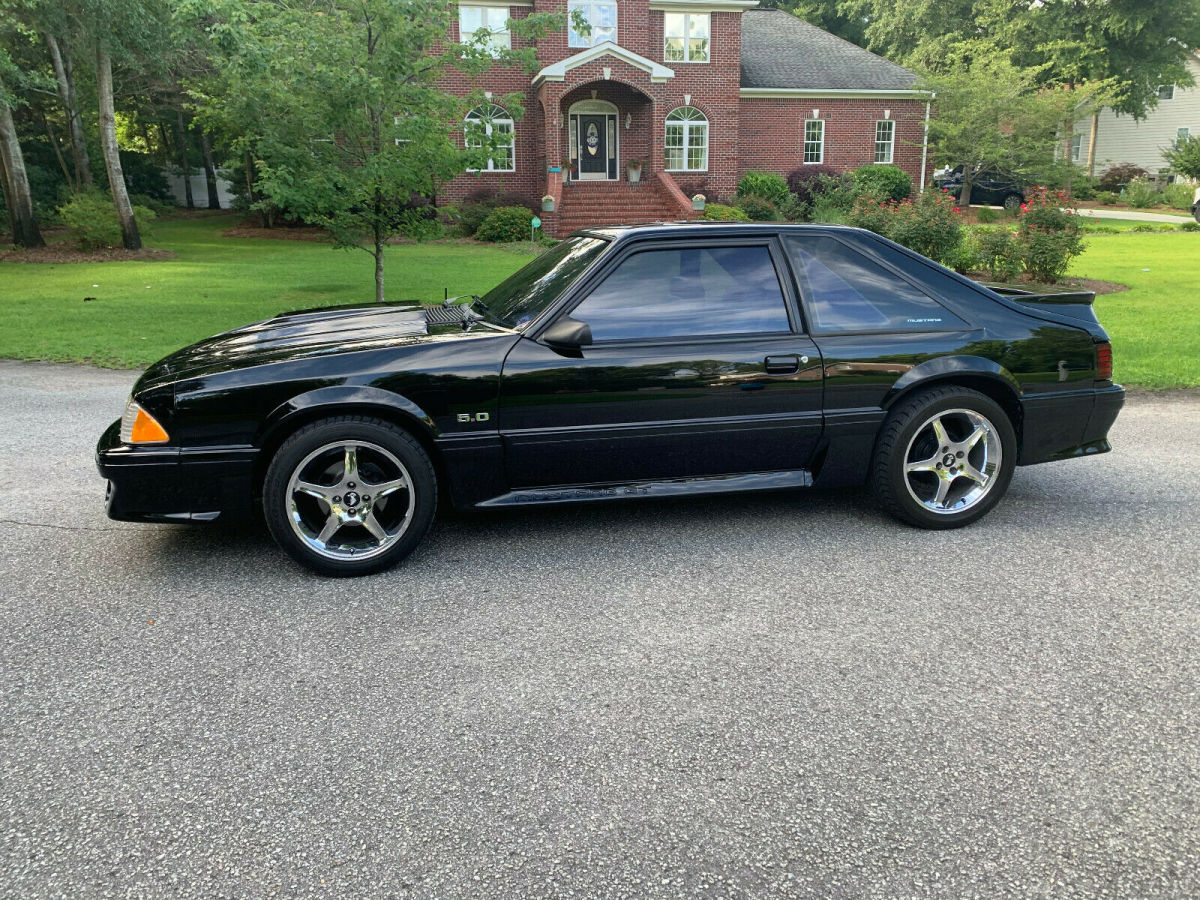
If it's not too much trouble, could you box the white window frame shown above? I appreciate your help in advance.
[663,12,710,63]
[874,120,895,164]
[803,119,825,164]
[465,104,515,173]
[1157,84,1175,101]
[1070,133,1083,162]
[458,6,511,56]
[1178,127,1191,142]
[568,0,617,48]
[665,106,709,172]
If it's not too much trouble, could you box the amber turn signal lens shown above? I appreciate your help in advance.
[130,407,169,443]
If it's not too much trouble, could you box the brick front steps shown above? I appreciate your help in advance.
[550,178,698,235]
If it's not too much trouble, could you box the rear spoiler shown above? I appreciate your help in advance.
[980,282,1099,325]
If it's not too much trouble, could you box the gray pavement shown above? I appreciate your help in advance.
[2,359,1198,899]
[1074,208,1193,224]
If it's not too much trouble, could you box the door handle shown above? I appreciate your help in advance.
[764,354,801,375]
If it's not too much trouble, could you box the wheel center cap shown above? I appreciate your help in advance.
[343,491,360,507]
[942,453,957,467]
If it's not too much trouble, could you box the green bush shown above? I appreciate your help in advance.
[1162,181,1195,211]
[1179,221,1200,232]
[1094,191,1119,205]
[778,194,807,222]
[128,192,175,217]
[976,205,999,224]
[806,173,859,223]
[845,195,892,235]
[735,194,782,221]
[851,164,912,203]
[884,191,964,266]
[971,226,1023,281]
[786,165,842,208]
[475,205,535,242]
[736,171,790,207]
[1015,187,1084,282]
[1070,177,1099,201]
[1123,178,1160,209]
[701,203,751,222]
[1129,223,1158,233]
[58,191,156,249]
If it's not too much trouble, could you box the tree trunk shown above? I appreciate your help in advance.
[196,125,221,209]
[1087,112,1099,179]
[959,177,974,210]
[0,103,46,248]
[45,33,93,189]
[41,111,74,188]
[373,189,385,302]
[1063,116,1076,192]
[0,146,19,240]
[96,46,141,249]
[175,108,194,209]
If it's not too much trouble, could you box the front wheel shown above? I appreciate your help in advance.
[871,387,1016,529]
[263,416,437,576]
[1002,193,1023,211]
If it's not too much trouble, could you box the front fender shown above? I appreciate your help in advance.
[882,355,1022,408]
[256,384,438,448]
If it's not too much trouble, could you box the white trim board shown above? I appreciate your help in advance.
[535,43,675,84]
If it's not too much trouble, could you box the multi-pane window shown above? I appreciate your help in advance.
[665,106,708,172]
[874,120,895,164]
[568,0,617,47]
[458,6,510,55]
[1178,127,1191,141]
[803,119,824,164]
[1158,84,1175,101]
[664,12,710,63]
[1070,133,1083,162]
[465,104,515,172]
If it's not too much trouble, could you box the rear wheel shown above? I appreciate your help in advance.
[263,416,436,576]
[871,387,1016,529]
[1002,193,1023,211]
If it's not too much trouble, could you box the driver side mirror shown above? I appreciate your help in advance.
[542,316,593,352]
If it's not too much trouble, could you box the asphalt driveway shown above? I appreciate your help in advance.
[2,359,1198,899]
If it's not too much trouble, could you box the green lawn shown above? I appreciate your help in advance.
[0,215,537,367]
[1,216,1197,388]
[1069,232,1200,389]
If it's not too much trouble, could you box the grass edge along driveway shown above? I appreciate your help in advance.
[1,215,1197,387]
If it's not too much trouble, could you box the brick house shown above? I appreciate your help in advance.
[441,2,931,235]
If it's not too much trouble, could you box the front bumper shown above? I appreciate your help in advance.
[96,419,259,523]
[1019,384,1125,465]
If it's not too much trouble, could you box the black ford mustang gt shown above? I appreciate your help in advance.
[98,223,1124,576]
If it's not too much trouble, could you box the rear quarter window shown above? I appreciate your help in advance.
[784,234,970,334]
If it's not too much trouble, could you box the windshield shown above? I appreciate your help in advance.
[479,236,608,330]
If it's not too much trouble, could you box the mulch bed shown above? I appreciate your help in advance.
[0,244,176,263]
[221,221,332,242]
[967,272,1129,295]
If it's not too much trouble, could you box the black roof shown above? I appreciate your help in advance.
[739,10,919,92]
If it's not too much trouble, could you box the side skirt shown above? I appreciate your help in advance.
[476,469,813,508]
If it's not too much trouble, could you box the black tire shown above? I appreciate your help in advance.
[1002,193,1023,211]
[871,386,1016,530]
[263,415,437,576]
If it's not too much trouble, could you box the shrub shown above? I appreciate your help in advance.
[778,194,807,222]
[455,189,527,236]
[884,191,964,265]
[1070,177,1098,201]
[1123,177,1160,209]
[1129,223,1158,233]
[845,195,892,235]
[1098,162,1149,192]
[475,205,535,242]
[805,173,859,223]
[786,164,841,207]
[128,192,174,217]
[1014,187,1084,282]
[1161,181,1195,211]
[1179,221,1200,232]
[976,205,999,224]
[735,194,782,221]
[736,171,790,207]
[851,164,912,203]
[58,191,156,249]
[701,203,751,222]
[971,226,1023,281]
[1094,190,1119,205]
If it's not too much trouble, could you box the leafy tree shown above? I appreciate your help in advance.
[0,22,46,247]
[1163,135,1200,182]
[187,0,564,302]
[920,47,1087,207]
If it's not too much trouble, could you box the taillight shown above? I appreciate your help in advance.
[1096,342,1113,381]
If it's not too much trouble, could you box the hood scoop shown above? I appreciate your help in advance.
[424,301,482,328]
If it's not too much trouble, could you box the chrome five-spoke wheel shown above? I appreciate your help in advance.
[902,409,1003,514]
[287,440,415,561]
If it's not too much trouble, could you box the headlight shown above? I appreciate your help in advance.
[119,397,170,444]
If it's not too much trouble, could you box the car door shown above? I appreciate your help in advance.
[497,238,824,488]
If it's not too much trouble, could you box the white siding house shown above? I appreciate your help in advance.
[1072,54,1200,179]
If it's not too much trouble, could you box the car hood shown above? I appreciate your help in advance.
[139,300,504,387]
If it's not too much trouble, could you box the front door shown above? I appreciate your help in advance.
[578,114,609,179]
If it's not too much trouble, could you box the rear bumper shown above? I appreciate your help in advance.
[1019,384,1125,465]
[96,419,259,523]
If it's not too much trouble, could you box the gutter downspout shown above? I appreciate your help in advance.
[920,94,933,193]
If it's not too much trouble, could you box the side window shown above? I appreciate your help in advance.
[784,234,969,333]
[570,245,791,341]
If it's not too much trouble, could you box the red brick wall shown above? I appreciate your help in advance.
[737,97,931,200]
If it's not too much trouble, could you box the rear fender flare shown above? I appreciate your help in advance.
[882,356,1022,410]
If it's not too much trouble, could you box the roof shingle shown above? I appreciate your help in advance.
[740,10,918,92]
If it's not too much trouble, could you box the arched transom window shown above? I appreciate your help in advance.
[465,104,515,172]
[665,106,708,172]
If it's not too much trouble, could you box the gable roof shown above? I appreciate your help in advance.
[534,43,675,85]
[740,10,919,93]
